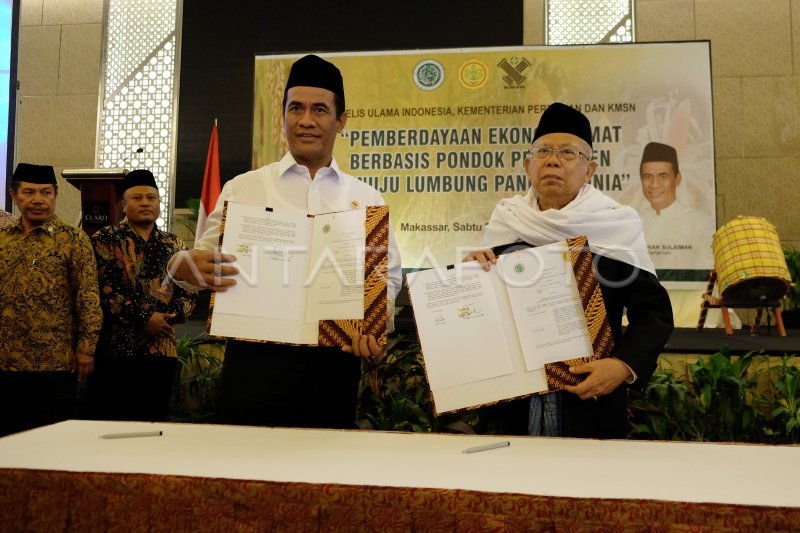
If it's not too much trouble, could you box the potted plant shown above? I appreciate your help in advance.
[782,247,800,328]
[169,335,223,422]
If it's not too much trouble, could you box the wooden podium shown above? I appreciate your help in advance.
[62,168,127,237]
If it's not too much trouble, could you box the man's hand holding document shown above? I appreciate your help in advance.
[207,201,388,347]
[406,236,613,415]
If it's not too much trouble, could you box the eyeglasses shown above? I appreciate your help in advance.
[527,146,590,162]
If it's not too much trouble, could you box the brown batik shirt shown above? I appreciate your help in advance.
[0,215,102,371]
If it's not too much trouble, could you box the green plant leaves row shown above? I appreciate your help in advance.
[629,349,800,444]
[783,246,800,311]
[170,334,800,443]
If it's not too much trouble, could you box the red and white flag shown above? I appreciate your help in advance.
[196,120,220,240]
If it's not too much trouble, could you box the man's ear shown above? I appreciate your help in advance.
[337,112,348,133]
[584,159,598,183]
[523,156,531,175]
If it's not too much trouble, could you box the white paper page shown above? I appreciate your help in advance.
[208,311,318,345]
[425,267,548,414]
[497,242,593,371]
[305,209,366,321]
[407,263,514,389]
[213,202,310,320]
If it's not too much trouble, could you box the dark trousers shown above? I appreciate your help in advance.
[480,388,630,439]
[86,356,177,422]
[561,386,630,439]
[0,371,77,437]
[218,340,362,429]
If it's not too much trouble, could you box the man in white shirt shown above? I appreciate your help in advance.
[169,55,401,428]
[638,142,714,271]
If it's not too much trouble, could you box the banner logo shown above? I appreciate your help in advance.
[497,57,531,88]
[413,59,445,91]
[458,59,489,89]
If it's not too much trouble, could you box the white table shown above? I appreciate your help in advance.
[1,420,797,531]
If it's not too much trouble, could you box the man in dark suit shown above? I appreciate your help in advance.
[464,103,673,438]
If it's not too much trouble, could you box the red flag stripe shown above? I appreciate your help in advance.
[196,121,221,240]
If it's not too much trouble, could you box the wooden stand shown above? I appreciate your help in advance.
[697,270,787,336]
[62,168,127,237]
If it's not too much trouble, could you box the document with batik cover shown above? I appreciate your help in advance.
[407,236,613,415]
[206,201,388,347]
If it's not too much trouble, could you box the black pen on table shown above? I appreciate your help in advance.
[462,440,510,454]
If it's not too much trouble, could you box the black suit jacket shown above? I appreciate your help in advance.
[493,244,674,438]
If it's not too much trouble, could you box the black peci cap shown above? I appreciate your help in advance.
[533,102,593,148]
[12,163,57,185]
[640,142,679,173]
[284,54,345,111]
[123,169,158,192]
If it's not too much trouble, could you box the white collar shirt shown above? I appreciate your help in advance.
[193,152,402,301]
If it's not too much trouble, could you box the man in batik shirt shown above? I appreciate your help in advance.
[0,209,15,227]
[0,163,101,436]
[87,169,195,421]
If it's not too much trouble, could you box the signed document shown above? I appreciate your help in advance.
[305,209,366,322]
[208,201,371,345]
[407,238,609,415]
[212,203,309,321]
[497,242,594,371]
[406,263,513,389]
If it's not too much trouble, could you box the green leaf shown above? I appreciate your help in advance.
[185,197,200,216]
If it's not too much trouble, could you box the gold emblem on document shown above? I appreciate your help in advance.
[350,200,360,209]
